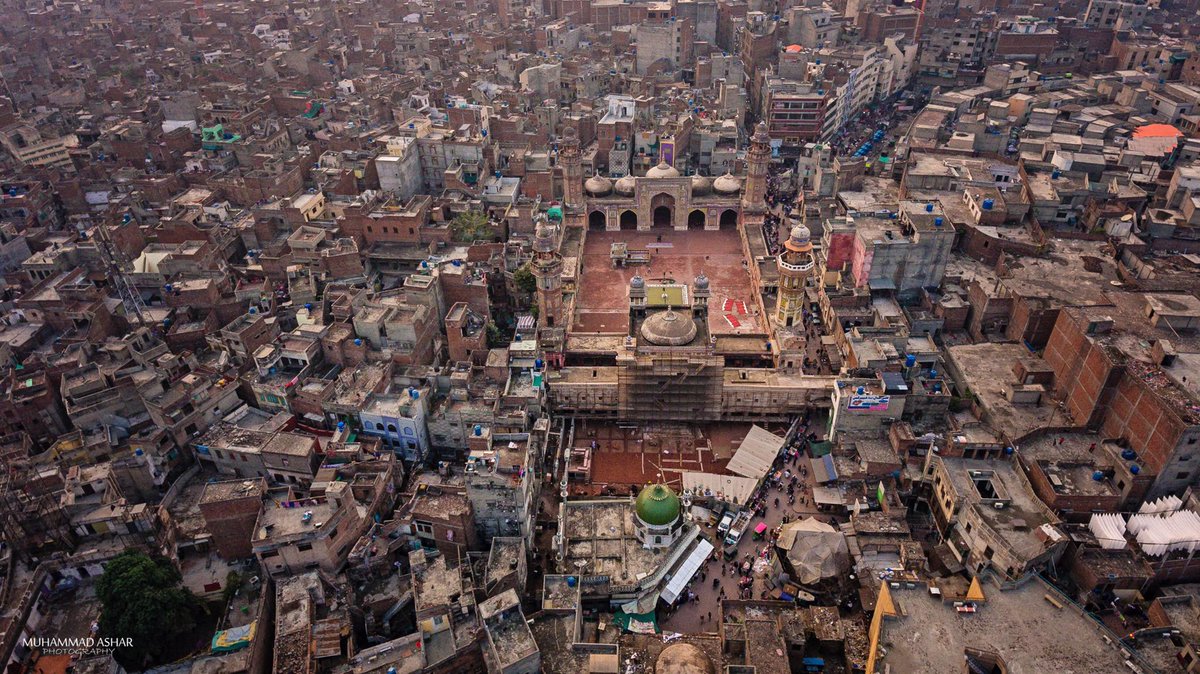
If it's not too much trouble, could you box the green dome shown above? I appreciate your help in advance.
[635,484,681,526]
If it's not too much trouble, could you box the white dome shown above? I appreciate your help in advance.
[614,175,637,196]
[691,175,712,195]
[713,173,741,194]
[585,175,612,196]
[646,161,681,179]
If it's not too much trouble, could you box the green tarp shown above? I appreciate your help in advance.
[612,610,659,634]
[211,621,256,653]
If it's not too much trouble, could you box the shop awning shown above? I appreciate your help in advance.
[728,425,784,480]
[810,454,838,483]
[660,538,715,604]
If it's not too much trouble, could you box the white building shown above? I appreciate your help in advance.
[358,389,430,461]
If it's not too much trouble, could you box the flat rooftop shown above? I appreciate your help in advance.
[942,457,1057,559]
[875,578,1130,673]
[574,229,761,337]
[561,499,674,586]
[945,343,1072,440]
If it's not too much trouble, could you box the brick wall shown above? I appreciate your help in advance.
[200,488,264,560]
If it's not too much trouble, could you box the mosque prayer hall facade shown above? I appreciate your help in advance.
[544,123,832,423]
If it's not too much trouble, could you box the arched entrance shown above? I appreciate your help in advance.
[589,210,607,230]
[650,193,675,229]
[688,209,706,230]
[719,209,738,230]
[620,209,638,230]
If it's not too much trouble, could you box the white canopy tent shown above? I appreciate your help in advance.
[726,425,784,480]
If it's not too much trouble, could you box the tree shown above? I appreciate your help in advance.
[449,210,491,243]
[96,550,203,669]
[486,322,506,348]
[513,264,537,296]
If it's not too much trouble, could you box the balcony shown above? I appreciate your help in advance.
[778,257,814,273]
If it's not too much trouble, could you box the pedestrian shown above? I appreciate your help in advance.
[707,611,713,622]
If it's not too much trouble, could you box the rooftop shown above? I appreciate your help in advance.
[874,577,1131,673]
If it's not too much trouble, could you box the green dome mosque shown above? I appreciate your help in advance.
[634,483,681,526]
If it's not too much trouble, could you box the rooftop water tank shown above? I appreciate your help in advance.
[925,203,934,213]
[1092,471,1104,481]
[1130,464,1141,475]
[982,198,994,210]
[905,354,916,367]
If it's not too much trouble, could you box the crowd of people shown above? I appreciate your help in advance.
[665,417,831,619]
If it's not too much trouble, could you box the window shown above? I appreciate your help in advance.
[297,543,313,552]
[403,427,414,436]
[1177,471,1191,480]
[415,520,434,537]
[387,424,397,433]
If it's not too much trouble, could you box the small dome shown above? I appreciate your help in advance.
[713,173,742,194]
[656,643,714,674]
[561,125,578,141]
[585,175,613,196]
[630,275,645,289]
[534,221,555,252]
[790,223,811,244]
[634,483,682,527]
[691,175,712,195]
[640,308,697,346]
[694,273,709,291]
[614,175,637,196]
[646,161,681,179]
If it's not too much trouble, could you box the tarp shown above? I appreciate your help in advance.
[812,486,845,506]
[810,454,838,483]
[682,471,758,506]
[727,425,784,480]
[777,518,849,584]
[211,621,256,653]
[661,538,714,604]
[612,610,659,634]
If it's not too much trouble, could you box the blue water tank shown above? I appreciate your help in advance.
[1092,471,1104,481]
[1130,464,1141,475]
[905,354,916,367]
[982,198,994,210]
[474,424,483,436]
[410,389,420,399]
[354,338,363,346]
[925,203,934,213]
[452,259,461,267]
[1004,446,1014,455]
[337,421,345,430]
[535,358,544,369]
[305,303,313,310]
[934,217,944,226]
[857,386,865,395]
[1051,169,1061,179]
[249,307,257,314]
[1121,449,1137,460]
[930,370,937,378]
[269,367,276,375]
[567,576,577,587]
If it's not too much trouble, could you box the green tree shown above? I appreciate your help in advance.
[96,550,203,669]
[486,322,506,348]
[513,264,537,296]
[449,210,491,242]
